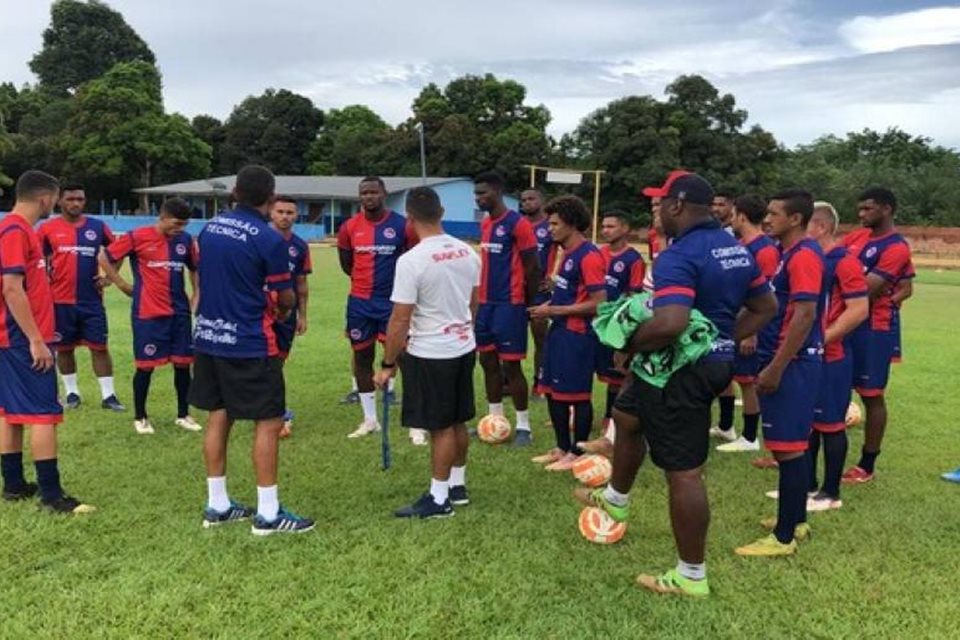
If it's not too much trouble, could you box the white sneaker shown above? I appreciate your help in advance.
[716,437,760,452]
[709,426,738,442]
[175,416,203,432]
[766,489,819,500]
[806,494,843,512]
[409,428,428,446]
[347,419,381,439]
[134,419,155,435]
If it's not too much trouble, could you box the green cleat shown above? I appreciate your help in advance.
[636,568,710,598]
[760,518,811,542]
[572,487,628,523]
[735,534,798,557]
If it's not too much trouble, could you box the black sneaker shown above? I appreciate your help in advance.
[40,494,96,514]
[3,482,38,502]
[64,393,82,409]
[394,493,454,519]
[449,485,470,506]
[101,395,126,412]
[251,506,315,536]
[202,500,254,528]
[512,430,533,448]
[338,390,360,405]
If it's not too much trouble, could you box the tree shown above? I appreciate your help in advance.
[306,105,395,175]
[30,0,156,95]
[191,114,226,175]
[62,61,210,210]
[219,89,323,174]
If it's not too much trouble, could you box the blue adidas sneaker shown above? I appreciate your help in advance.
[202,501,254,528]
[394,493,454,519]
[449,485,470,506]
[942,467,960,484]
[251,507,315,536]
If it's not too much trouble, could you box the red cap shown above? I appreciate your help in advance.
[641,170,690,198]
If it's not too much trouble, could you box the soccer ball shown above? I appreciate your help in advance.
[845,401,863,427]
[578,507,626,545]
[477,414,512,444]
[571,454,612,488]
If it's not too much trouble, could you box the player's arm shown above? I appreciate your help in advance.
[626,250,693,352]
[531,288,606,319]
[891,278,913,306]
[98,253,133,297]
[189,270,200,314]
[866,243,910,300]
[275,288,295,318]
[757,299,815,395]
[521,250,541,305]
[1,274,54,371]
[295,274,309,335]
[626,304,690,353]
[825,297,867,346]
[734,290,777,341]
[336,220,354,276]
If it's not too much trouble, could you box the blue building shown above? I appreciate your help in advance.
[133,175,520,240]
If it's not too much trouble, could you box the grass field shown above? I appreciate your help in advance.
[1,247,958,639]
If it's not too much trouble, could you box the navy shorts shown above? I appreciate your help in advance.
[133,315,193,369]
[594,342,625,386]
[274,317,296,359]
[53,303,108,351]
[759,359,820,452]
[345,295,391,351]
[0,346,63,425]
[732,350,759,384]
[538,326,595,401]
[476,303,528,361]
[813,356,853,433]
[849,325,895,397]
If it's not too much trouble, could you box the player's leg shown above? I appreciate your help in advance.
[846,330,894,482]
[346,298,381,438]
[132,368,155,434]
[53,304,82,408]
[530,315,549,401]
[131,318,166,434]
[717,352,762,453]
[169,315,200,432]
[449,422,470,505]
[544,330,595,469]
[710,382,737,442]
[499,304,531,438]
[0,420,32,500]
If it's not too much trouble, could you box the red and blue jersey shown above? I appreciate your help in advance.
[106,226,197,320]
[841,228,912,332]
[39,216,114,306]
[759,237,826,363]
[600,245,645,302]
[273,231,312,330]
[823,246,868,363]
[194,207,292,358]
[744,234,780,280]
[0,214,55,347]
[337,210,413,301]
[549,240,606,334]
[531,217,557,273]
[479,209,538,304]
[653,219,770,363]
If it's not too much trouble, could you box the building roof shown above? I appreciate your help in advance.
[134,176,467,199]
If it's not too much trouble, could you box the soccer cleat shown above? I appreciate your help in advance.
[175,416,203,432]
[338,390,360,405]
[512,430,533,447]
[251,507,315,535]
[40,494,96,515]
[709,425,738,442]
[64,393,82,409]
[842,466,874,485]
[544,453,578,471]
[449,485,470,506]
[735,534,798,557]
[2,482,38,502]
[806,492,842,512]
[531,448,564,464]
[759,518,812,542]
[636,568,709,598]
[101,395,126,412]
[716,437,760,453]
[409,428,428,446]
[572,487,629,523]
[134,418,155,435]
[765,489,818,500]
[941,467,960,484]
[394,493,455,519]
[577,436,614,458]
[203,501,254,528]
[751,457,779,469]
[347,419,381,439]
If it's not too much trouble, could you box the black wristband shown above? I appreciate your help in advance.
[381,360,396,369]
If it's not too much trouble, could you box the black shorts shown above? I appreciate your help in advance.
[400,351,476,431]
[189,353,285,421]
[614,361,732,472]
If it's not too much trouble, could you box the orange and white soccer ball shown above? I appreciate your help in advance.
[477,414,512,444]
[571,454,613,488]
[845,401,862,427]
[578,506,626,545]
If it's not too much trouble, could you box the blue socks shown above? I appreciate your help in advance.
[35,458,63,502]
[1,452,26,492]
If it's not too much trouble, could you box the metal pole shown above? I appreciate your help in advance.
[417,122,427,185]
[592,170,602,244]
[529,164,536,188]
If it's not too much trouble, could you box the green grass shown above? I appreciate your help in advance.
[1,249,958,639]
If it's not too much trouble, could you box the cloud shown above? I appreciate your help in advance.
[840,6,960,53]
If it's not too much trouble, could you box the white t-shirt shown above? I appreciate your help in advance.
[391,233,481,359]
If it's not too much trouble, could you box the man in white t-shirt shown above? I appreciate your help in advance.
[374,186,481,519]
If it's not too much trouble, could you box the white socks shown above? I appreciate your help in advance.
[677,560,706,581]
[98,376,115,400]
[351,377,358,392]
[388,378,395,393]
[61,373,79,396]
[449,465,466,487]
[359,392,377,422]
[429,478,449,505]
[516,410,530,432]
[207,476,230,512]
[603,485,629,507]
[489,402,504,417]
[257,485,279,521]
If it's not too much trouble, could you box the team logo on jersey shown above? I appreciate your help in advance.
[495,227,506,237]
[536,228,548,238]
[383,227,397,240]
[564,259,574,271]
[52,332,63,343]
[144,344,157,356]
[288,246,298,258]
[613,261,625,273]
[175,244,187,256]
[349,329,363,340]
[865,246,877,259]
[84,229,97,241]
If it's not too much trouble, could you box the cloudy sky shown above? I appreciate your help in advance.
[3,0,960,148]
